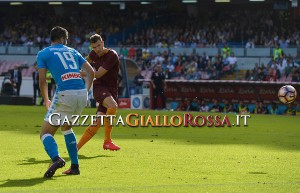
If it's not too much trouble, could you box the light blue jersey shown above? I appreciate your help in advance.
[36,44,86,91]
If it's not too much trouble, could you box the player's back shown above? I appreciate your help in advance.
[37,44,86,91]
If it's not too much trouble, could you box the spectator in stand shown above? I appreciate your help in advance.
[199,100,210,112]
[277,59,285,79]
[164,68,172,80]
[174,39,182,48]
[166,62,174,74]
[210,99,222,113]
[226,52,237,74]
[201,52,209,63]
[222,43,231,60]
[186,98,200,112]
[174,60,184,76]
[223,99,233,113]
[176,98,188,111]
[128,45,136,59]
[237,101,248,114]
[1,74,15,96]
[278,36,289,48]
[213,58,223,80]
[193,68,201,80]
[133,69,144,94]
[10,65,22,96]
[273,43,283,62]
[32,63,40,105]
[151,64,166,109]
[244,70,251,80]
[206,60,214,79]
[245,38,255,48]
[142,47,150,63]
[291,67,300,82]
[136,45,143,60]
[255,101,268,114]
[269,102,279,114]
[120,46,128,58]
[284,62,292,78]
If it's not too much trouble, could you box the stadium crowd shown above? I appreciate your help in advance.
[0,3,151,48]
[1,3,299,83]
[122,10,299,49]
[0,4,299,49]
[124,44,300,82]
[174,98,300,115]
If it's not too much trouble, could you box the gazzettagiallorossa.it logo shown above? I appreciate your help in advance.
[49,113,250,127]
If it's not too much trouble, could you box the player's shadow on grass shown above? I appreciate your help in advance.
[0,177,49,187]
[18,155,112,165]
[0,175,69,187]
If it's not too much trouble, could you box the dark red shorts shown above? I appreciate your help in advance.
[93,86,118,113]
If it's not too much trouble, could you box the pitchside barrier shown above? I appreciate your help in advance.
[140,79,300,109]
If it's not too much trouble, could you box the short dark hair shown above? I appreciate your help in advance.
[50,26,68,42]
[89,34,102,44]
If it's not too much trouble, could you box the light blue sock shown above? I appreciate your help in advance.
[41,134,59,160]
[63,129,78,165]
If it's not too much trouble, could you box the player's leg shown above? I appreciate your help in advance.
[77,112,103,150]
[62,90,87,175]
[41,91,66,178]
[40,121,65,178]
[61,125,80,175]
[77,86,107,150]
[40,121,60,161]
[102,96,120,151]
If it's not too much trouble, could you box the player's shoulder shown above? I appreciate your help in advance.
[63,45,77,53]
[37,46,50,55]
[37,46,51,59]
[108,48,118,57]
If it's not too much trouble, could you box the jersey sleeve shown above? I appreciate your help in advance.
[102,51,119,71]
[36,51,46,69]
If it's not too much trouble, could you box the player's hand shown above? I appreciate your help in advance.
[153,84,156,89]
[80,70,87,77]
[45,99,51,110]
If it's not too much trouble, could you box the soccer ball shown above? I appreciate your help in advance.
[278,85,297,104]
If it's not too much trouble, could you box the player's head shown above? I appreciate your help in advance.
[90,34,104,55]
[50,26,68,45]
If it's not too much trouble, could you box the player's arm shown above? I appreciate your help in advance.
[95,66,108,78]
[81,62,95,92]
[85,55,92,64]
[38,68,50,109]
[80,56,93,77]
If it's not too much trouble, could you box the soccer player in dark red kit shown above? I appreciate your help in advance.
[76,34,120,151]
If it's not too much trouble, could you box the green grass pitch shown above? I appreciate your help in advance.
[0,105,300,193]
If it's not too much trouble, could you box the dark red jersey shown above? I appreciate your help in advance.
[88,49,119,90]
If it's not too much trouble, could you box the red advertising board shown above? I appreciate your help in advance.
[162,80,300,102]
[118,98,131,109]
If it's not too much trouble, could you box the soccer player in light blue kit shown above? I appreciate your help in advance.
[37,26,94,178]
